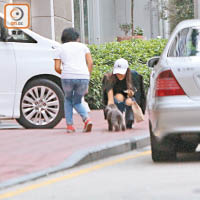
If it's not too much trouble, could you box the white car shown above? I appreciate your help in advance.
[0,13,65,128]
[147,19,200,162]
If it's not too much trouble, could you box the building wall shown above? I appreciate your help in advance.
[87,0,100,44]
[99,0,116,43]
[0,0,11,14]
[88,0,157,44]
[92,0,164,43]
[0,0,72,41]
[194,0,200,19]
[0,0,167,43]
[134,0,151,38]
[115,0,131,37]
[31,0,72,41]
[54,0,72,42]
[114,0,152,38]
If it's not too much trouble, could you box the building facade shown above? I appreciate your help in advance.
[194,0,200,19]
[0,0,168,44]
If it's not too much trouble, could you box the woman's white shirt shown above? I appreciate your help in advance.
[55,42,90,79]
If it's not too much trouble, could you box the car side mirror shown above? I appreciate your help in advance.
[147,57,160,68]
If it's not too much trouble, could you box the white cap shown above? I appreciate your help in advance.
[113,58,129,75]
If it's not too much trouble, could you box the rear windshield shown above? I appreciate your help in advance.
[168,28,200,57]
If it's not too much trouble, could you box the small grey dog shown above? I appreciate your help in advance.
[104,104,126,132]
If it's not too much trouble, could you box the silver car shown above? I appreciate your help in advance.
[147,19,200,162]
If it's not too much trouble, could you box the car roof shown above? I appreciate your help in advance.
[176,19,200,30]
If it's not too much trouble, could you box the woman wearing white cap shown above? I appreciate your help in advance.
[102,58,146,128]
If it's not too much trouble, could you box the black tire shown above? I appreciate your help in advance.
[149,121,176,162]
[16,79,64,129]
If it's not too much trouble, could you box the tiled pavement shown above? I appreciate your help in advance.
[0,110,150,189]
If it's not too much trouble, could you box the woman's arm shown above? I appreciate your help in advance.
[107,89,114,105]
[54,59,62,74]
[86,53,93,75]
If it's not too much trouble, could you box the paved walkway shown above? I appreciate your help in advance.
[0,110,150,189]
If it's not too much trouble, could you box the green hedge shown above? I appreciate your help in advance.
[85,38,167,109]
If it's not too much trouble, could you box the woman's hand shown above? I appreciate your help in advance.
[86,53,93,75]
[54,59,62,74]
[124,89,134,97]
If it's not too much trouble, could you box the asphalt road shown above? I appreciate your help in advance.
[1,147,200,200]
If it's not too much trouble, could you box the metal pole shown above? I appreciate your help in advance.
[80,0,85,43]
[150,0,153,38]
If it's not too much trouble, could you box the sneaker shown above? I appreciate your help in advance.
[83,119,92,132]
[66,125,75,133]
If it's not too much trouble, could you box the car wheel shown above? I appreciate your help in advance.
[149,121,176,162]
[16,79,64,129]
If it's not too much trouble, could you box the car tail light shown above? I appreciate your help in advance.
[155,70,185,97]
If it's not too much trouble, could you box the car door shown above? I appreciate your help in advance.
[0,17,16,118]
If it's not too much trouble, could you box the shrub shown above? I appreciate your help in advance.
[134,26,144,36]
[119,23,132,36]
[86,38,167,109]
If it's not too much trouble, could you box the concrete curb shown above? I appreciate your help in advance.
[0,124,22,129]
[0,134,150,190]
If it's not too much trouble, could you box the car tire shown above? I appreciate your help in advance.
[16,79,64,129]
[149,121,176,162]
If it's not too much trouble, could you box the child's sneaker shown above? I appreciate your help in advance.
[83,119,92,132]
[66,125,75,133]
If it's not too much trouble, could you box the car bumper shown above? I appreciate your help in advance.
[148,96,200,140]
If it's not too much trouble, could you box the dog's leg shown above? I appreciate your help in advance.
[114,122,120,131]
[108,119,113,131]
[117,114,126,131]
[120,117,126,131]
[121,123,126,131]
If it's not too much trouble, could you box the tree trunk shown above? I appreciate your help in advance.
[131,0,134,35]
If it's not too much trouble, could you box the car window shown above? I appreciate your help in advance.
[0,17,6,41]
[7,29,37,43]
[168,28,200,57]
[0,16,37,43]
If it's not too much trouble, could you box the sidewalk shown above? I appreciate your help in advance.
[0,110,150,189]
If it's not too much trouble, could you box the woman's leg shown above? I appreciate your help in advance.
[73,79,89,122]
[73,79,92,132]
[125,97,135,128]
[114,93,126,113]
[61,79,74,125]
[125,105,134,128]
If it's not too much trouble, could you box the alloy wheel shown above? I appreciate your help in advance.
[21,86,60,126]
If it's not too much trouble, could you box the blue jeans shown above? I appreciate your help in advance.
[61,79,89,125]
